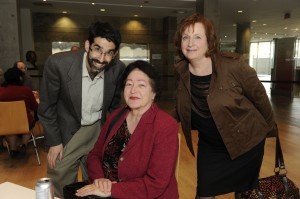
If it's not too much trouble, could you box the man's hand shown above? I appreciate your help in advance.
[47,144,63,169]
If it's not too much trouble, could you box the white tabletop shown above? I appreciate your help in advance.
[0,182,59,199]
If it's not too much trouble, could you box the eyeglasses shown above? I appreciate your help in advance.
[89,45,115,58]
[181,35,202,42]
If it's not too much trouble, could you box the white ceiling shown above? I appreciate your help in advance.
[20,0,300,44]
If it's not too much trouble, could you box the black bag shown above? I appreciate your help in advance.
[240,136,300,199]
[63,182,105,199]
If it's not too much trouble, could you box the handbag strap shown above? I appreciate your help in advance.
[104,107,127,142]
[275,135,285,173]
[275,135,291,196]
[256,135,290,198]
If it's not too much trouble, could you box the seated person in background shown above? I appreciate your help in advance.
[75,60,179,198]
[13,61,35,90]
[70,45,80,51]
[0,67,38,158]
[13,61,39,121]
[25,50,38,69]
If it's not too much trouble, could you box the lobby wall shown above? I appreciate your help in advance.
[31,13,176,98]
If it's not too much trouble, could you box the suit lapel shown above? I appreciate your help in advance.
[121,105,157,155]
[103,68,112,112]
[67,51,84,121]
[177,60,191,95]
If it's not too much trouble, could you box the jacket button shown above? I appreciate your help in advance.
[120,157,124,161]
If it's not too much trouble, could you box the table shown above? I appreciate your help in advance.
[0,182,60,199]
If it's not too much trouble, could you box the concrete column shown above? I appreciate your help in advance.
[0,0,21,71]
[163,16,177,99]
[236,22,251,58]
[271,37,296,97]
[196,0,220,39]
[20,8,35,61]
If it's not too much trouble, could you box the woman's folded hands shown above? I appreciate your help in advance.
[76,178,113,198]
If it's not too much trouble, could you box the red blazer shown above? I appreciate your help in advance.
[87,103,179,198]
[0,85,38,127]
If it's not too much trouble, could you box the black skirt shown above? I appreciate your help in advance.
[192,111,265,197]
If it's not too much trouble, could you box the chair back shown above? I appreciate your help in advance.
[176,133,181,180]
[0,100,29,135]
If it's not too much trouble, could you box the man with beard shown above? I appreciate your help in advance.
[38,21,125,198]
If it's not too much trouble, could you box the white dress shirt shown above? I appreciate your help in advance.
[81,52,104,125]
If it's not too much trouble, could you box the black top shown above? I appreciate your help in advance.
[189,72,265,196]
[103,120,131,181]
[190,73,224,147]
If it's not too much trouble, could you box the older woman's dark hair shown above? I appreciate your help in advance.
[2,67,25,87]
[121,60,161,100]
[174,13,219,59]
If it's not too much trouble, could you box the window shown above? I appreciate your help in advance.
[119,43,149,66]
[249,41,274,75]
[52,42,80,54]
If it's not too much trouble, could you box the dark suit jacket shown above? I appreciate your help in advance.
[38,50,125,149]
[87,104,179,198]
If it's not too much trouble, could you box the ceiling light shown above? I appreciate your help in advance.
[237,10,243,13]
[263,24,267,26]
[252,20,256,23]
[100,9,105,12]
[43,0,46,1]
[284,27,288,29]
[62,11,67,14]
[134,14,138,17]
[92,3,95,5]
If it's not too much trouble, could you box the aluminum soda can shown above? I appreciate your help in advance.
[35,178,54,199]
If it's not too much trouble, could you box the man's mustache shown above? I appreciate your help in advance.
[91,59,108,65]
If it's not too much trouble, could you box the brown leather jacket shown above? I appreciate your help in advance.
[172,52,278,159]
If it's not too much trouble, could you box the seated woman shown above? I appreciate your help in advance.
[0,67,38,158]
[76,60,179,198]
